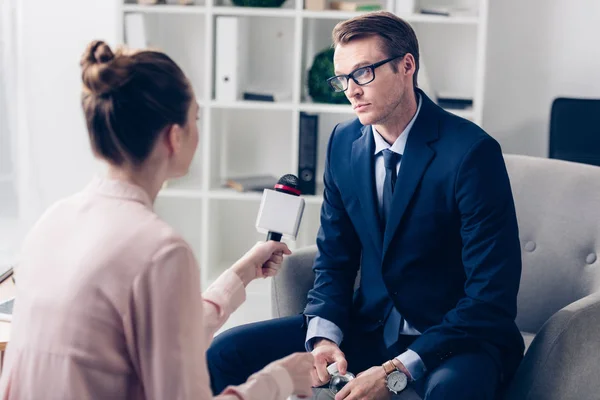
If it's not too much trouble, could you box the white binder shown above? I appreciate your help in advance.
[215,16,248,101]
[124,13,148,50]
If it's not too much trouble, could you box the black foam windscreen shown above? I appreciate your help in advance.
[277,174,299,189]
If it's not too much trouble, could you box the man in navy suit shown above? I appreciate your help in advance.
[208,11,524,399]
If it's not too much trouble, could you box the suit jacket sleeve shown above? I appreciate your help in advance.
[408,135,523,372]
[303,125,361,333]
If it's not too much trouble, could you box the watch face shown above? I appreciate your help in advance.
[387,371,408,393]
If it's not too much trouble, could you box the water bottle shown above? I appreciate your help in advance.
[327,362,355,394]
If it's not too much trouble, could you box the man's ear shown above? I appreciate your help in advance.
[402,54,416,76]
[164,124,183,156]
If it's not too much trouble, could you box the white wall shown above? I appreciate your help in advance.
[483,0,600,156]
[16,0,119,228]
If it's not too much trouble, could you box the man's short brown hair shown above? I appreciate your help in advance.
[332,11,420,88]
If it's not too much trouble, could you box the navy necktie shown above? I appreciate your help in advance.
[381,149,400,227]
[381,149,403,349]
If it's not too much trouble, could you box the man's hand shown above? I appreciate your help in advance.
[334,359,411,400]
[334,366,390,400]
[311,338,347,387]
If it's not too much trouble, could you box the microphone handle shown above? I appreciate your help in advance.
[266,231,282,242]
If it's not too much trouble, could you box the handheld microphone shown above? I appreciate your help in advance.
[256,174,305,242]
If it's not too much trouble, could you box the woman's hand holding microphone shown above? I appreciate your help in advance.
[231,240,292,287]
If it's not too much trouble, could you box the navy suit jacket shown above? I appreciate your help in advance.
[304,91,525,379]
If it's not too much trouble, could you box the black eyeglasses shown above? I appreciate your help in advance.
[327,55,404,93]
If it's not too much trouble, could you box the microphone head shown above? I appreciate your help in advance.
[274,174,301,196]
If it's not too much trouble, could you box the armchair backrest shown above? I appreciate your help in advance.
[504,154,600,333]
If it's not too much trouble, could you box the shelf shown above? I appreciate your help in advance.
[123,4,206,14]
[213,6,296,17]
[400,12,479,25]
[123,5,478,24]
[210,100,295,111]
[119,0,490,302]
[158,188,204,199]
[301,10,479,25]
[207,188,264,201]
[302,194,324,204]
[299,102,354,114]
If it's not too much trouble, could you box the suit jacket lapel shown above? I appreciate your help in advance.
[382,93,440,257]
[352,125,383,254]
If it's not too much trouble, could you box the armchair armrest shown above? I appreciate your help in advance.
[271,245,317,318]
[504,292,600,400]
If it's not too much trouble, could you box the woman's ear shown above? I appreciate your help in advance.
[164,124,184,156]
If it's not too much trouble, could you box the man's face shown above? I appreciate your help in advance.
[333,36,413,127]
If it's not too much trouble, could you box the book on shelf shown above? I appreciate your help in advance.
[305,0,327,10]
[225,175,279,193]
[242,88,292,103]
[419,6,478,17]
[329,1,382,11]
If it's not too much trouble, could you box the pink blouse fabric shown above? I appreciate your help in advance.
[0,177,293,400]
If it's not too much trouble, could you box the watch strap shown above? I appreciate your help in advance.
[382,360,397,375]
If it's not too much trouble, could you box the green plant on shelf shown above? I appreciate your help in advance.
[307,47,350,105]
[231,0,286,7]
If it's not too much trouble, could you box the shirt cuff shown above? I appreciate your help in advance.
[305,316,343,351]
[396,349,427,381]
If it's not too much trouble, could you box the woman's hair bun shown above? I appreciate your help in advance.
[81,40,130,96]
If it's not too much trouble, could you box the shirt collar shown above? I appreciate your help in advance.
[86,176,154,209]
[373,93,422,156]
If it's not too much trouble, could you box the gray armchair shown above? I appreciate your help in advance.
[272,154,600,400]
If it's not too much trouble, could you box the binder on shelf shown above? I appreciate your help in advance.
[298,112,319,195]
[215,16,248,101]
[124,13,148,50]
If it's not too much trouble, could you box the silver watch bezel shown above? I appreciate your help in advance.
[385,370,408,394]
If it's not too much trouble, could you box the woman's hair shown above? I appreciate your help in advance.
[80,40,193,165]
[332,11,420,88]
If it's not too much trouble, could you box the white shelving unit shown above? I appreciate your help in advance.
[118,0,489,326]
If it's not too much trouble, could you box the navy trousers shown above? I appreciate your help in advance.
[207,315,500,400]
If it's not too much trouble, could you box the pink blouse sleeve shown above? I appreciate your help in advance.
[126,242,294,400]
[201,269,246,340]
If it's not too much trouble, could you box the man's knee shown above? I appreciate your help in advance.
[208,315,306,375]
[424,375,494,400]
[208,324,270,394]
[207,325,251,372]
[421,353,498,400]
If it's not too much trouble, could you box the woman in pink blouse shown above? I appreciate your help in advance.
[0,40,314,400]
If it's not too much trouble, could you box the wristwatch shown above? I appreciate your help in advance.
[382,360,408,394]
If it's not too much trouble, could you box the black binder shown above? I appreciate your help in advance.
[298,112,319,195]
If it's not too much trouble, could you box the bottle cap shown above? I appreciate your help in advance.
[327,362,339,376]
